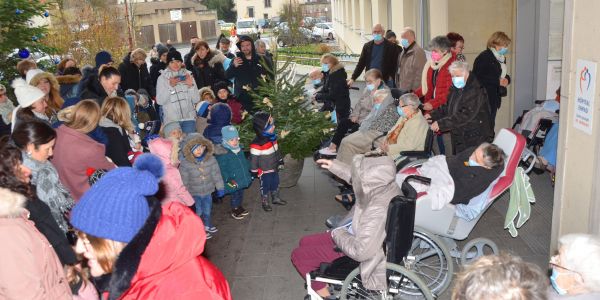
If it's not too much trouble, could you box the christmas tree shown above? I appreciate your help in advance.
[0,0,53,92]
[239,57,335,160]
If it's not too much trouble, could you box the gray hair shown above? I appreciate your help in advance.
[399,93,420,112]
[479,142,505,169]
[451,253,548,300]
[401,27,416,39]
[448,61,469,74]
[254,39,266,48]
[428,35,452,52]
[559,234,600,292]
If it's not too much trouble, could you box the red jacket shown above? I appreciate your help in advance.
[227,96,244,124]
[102,201,232,300]
[414,54,456,110]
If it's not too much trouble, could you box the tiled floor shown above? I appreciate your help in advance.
[203,160,555,300]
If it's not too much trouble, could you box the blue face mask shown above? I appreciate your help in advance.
[400,38,410,48]
[550,268,568,295]
[467,159,480,167]
[452,76,466,89]
[373,34,383,42]
[312,79,321,85]
[498,47,508,55]
[373,103,381,110]
[396,106,406,117]
[321,63,330,72]
[366,84,375,91]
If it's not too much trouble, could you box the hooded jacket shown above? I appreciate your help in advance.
[97,200,232,300]
[215,146,252,194]
[56,73,82,100]
[191,49,227,89]
[180,134,225,196]
[329,155,401,291]
[203,103,232,144]
[79,73,110,105]
[99,117,132,167]
[430,74,493,154]
[148,138,194,206]
[149,60,167,88]
[250,112,282,174]
[118,52,156,98]
[224,35,266,108]
[315,63,351,117]
[0,188,72,299]
[156,67,200,124]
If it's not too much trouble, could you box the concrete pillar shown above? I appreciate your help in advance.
[352,0,360,30]
[389,0,405,34]
[551,0,600,250]
[428,0,448,37]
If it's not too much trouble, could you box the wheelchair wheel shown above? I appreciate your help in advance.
[460,237,499,265]
[339,262,434,300]
[401,228,454,297]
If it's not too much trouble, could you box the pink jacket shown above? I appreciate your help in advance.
[148,138,195,206]
[51,125,115,201]
[0,188,72,299]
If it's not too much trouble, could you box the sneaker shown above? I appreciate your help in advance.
[206,232,213,240]
[205,226,218,233]
[231,208,245,220]
[238,206,249,216]
[318,147,337,156]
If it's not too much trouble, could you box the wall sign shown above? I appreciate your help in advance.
[574,59,596,135]
[170,10,182,22]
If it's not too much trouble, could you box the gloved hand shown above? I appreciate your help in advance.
[216,190,225,198]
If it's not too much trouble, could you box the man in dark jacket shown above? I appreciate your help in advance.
[429,61,493,154]
[216,35,236,59]
[118,48,155,98]
[348,24,401,88]
[184,37,200,72]
[150,44,169,88]
[225,35,266,112]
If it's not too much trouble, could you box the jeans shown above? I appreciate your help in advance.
[230,189,244,209]
[193,194,213,228]
[180,120,196,134]
[259,172,279,196]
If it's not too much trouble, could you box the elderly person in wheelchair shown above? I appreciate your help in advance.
[292,154,401,298]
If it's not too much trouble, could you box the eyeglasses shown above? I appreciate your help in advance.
[549,255,583,280]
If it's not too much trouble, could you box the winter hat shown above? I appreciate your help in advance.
[213,81,230,97]
[167,49,183,62]
[25,69,44,84]
[199,86,215,101]
[95,51,113,68]
[252,111,271,136]
[236,35,255,52]
[208,102,232,126]
[71,154,164,243]
[162,121,181,138]
[156,43,169,58]
[196,101,210,118]
[221,125,239,141]
[11,78,45,108]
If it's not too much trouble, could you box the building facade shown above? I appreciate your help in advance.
[235,0,284,20]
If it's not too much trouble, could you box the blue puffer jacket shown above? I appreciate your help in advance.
[203,103,231,144]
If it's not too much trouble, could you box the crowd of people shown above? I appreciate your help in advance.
[0,21,592,300]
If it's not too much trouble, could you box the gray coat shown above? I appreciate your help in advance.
[156,67,200,125]
[358,91,394,132]
[180,134,224,196]
[22,154,74,233]
[395,42,427,91]
[330,155,401,291]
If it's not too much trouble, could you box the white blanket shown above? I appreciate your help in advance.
[396,155,455,210]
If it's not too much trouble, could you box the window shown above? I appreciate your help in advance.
[248,7,254,18]
[265,0,271,8]
[264,13,269,19]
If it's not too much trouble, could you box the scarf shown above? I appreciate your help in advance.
[420,52,453,95]
[0,101,15,124]
[222,140,241,154]
[387,116,409,145]
[489,47,508,79]
[262,124,277,141]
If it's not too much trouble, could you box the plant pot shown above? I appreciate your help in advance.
[279,154,305,188]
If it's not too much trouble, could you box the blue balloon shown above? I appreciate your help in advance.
[15,9,23,15]
[43,11,50,17]
[18,49,30,59]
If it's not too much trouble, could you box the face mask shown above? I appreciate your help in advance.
[373,34,383,42]
[312,79,321,85]
[373,103,381,110]
[396,106,406,117]
[431,51,443,62]
[498,47,508,55]
[400,38,410,48]
[366,84,375,91]
[550,268,568,296]
[467,159,480,167]
[321,63,330,72]
[452,76,466,89]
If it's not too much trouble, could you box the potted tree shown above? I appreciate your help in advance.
[238,58,334,187]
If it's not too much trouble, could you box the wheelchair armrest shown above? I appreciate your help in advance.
[399,150,430,158]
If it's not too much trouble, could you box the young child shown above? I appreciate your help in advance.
[162,121,184,165]
[180,133,224,238]
[250,111,287,211]
[199,86,217,104]
[203,102,232,145]
[215,126,252,219]
[214,81,243,124]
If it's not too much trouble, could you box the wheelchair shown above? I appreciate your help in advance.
[306,175,451,300]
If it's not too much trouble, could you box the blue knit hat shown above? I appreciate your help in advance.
[221,125,239,142]
[70,154,165,243]
[196,101,210,118]
[95,51,113,68]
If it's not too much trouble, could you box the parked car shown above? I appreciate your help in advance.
[312,22,335,40]
[237,18,258,35]
[218,20,226,26]
[258,19,270,29]
[276,27,322,47]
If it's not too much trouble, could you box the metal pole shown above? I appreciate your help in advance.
[124,0,134,51]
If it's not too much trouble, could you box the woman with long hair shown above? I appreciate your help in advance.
[29,71,64,122]
[99,96,135,166]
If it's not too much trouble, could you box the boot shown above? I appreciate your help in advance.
[271,190,287,205]
[261,194,272,212]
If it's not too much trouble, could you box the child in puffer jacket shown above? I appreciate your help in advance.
[250,111,287,212]
[180,133,224,238]
[215,126,252,220]
[203,102,232,145]
[214,81,243,124]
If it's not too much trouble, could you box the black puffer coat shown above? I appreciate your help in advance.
[191,49,226,89]
[315,63,351,119]
[430,74,493,154]
[118,53,155,97]
[224,35,266,111]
